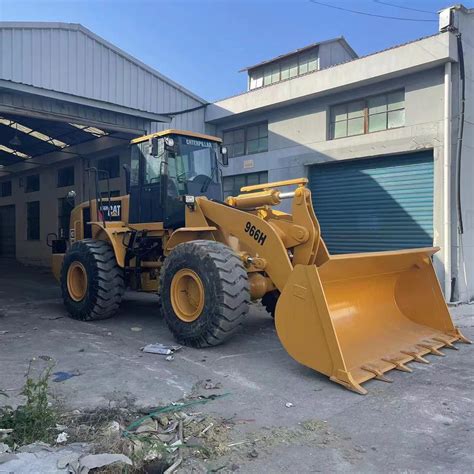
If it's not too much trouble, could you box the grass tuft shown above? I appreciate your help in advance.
[0,364,57,447]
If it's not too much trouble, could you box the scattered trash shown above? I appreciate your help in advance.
[78,453,132,473]
[57,452,80,470]
[142,343,182,355]
[0,443,9,454]
[55,424,68,432]
[204,380,223,390]
[0,330,8,335]
[248,448,259,458]
[131,326,143,332]
[56,432,68,443]
[0,429,13,440]
[39,355,53,361]
[0,453,18,464]
[285,402,294,408]
[17,442,54,453]
[165,355,175,361]
[103,421,121,436]
[199,423,214,436]
[53,370,81,382]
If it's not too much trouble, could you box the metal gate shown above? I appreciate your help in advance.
[309,151,434,254]
[0,205,16,257]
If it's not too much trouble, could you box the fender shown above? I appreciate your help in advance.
[91,223,130,268]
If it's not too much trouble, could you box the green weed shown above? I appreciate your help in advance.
[0,364,57,447]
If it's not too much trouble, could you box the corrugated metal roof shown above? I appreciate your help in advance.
[0,22,206,117]
[240,37,357,72]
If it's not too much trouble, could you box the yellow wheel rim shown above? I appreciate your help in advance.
[67,261,88,302]
[170,269,205,322]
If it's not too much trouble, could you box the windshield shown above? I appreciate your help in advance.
[169,135,219,195]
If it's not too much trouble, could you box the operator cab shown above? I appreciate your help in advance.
[128,130,227,228]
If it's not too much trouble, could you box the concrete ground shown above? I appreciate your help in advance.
[1,259,473,472]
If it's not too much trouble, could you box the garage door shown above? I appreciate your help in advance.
[309,151,434,254]
[0,205,16,257]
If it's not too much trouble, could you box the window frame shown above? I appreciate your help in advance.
[0,181,12,197]
[57,165,75,188]
[27,200,40,241]
[222,122,268,158]
[58,196,74,239]
[222,171,269,198]
[329,89,405,140]
[248,48,319,90]
[25,174,40,193]
[97,155,120,180]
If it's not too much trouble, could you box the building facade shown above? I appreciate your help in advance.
[204,5,474,303]
[0,22,205,266]
[0,5,472,303]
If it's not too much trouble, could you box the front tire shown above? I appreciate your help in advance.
[61,239,125,321]
[160,241,250,347]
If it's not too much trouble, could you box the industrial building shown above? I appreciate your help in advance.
[0,4,472,303]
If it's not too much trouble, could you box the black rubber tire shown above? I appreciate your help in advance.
[60,239,125,321]
[262,290,280,319]
[160,240,250,347]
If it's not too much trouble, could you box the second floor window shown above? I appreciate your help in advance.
[57,166,75,187]
[249,49,319,90]
[97,156,120,180]
[330,90,405,139]
[223,123,268,158]
[25,174,40,193]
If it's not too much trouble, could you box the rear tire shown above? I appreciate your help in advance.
[61,239,125,321]
[160,240,250,347]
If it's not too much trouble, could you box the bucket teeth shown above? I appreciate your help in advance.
[361,366,393,383]
[450,329,472,344]
[330,376,368,395]
[432,337,458,350]
[382,358,413,373]
[417,343,445,356]
[401,351,430,364]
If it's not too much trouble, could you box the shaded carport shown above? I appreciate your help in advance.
[0,21,206,264]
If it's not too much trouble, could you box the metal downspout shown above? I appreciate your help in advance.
[443,61,452,302]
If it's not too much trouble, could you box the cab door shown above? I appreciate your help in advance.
[129,143,164,224]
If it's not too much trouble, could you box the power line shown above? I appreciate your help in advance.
[373,0,437,15]
[309,0,437,22]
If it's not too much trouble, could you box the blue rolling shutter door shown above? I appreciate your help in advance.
[309,151,434,254]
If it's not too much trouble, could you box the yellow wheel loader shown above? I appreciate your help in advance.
[51,129,470,394]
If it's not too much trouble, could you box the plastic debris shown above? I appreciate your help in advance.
[131,326,143,332]
[142,343,182,355]
[53,370,81,382]
[165,355,174,361]
[0,443,10,454]
[56,432,68,443]
[0,453,18,464]
[78,453,132,472]
[285,402,294,408]
[0,331,8,335]
[204,380,223,390]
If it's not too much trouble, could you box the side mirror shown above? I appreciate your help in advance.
[150,137,159,156]
[220,146,229,166]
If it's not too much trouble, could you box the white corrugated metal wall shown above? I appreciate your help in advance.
[0,22,206,127]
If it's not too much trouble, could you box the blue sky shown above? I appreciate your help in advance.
[1,0,472,102]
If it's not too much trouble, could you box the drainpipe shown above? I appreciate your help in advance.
[443,61,452,302]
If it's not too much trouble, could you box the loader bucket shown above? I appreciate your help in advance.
[275,247,470,394]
